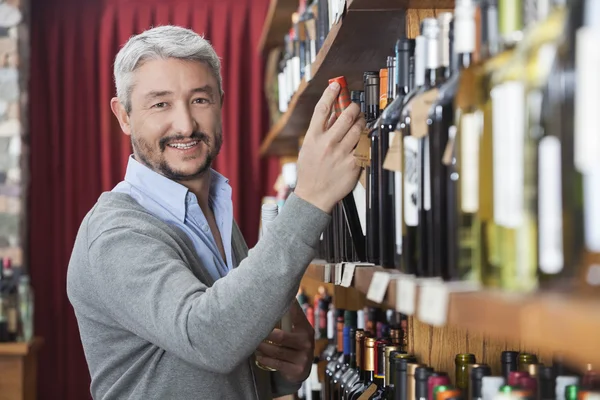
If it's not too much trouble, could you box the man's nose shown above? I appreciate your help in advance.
[172,104,197,136]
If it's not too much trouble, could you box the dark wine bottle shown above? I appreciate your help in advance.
[365,71,381,265]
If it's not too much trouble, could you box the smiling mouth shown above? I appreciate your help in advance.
[167,141,200,150]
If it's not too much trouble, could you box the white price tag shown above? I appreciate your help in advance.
[366,271,391,304]
[324,264,332,283]
[341,263,356,287]
[417,279,449,326]
[396,275,417,315]
[335,263,343,285]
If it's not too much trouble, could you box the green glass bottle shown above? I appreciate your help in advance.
[455,354,477,391]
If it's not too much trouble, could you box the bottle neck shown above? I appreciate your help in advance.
[481,2,501,59]
[456,52,473,72]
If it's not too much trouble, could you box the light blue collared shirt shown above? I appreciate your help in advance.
[113,156,234,281]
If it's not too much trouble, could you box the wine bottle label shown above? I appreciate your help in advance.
[584,171,600,252]
[575,27,600,174]
[404,136,419,226]
[460,111,482,213]
[383,131,402,172]
[410,89,440,139]
[423,136,431,211]
[353,182,368,236]
[538,136,564,274]
[394,172,403,252]
[491,81,525,228]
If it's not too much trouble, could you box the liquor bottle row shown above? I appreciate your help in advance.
[0,257,33,343]
[277,0,343,112]
[308,305,599,400]
[315,0,600,292]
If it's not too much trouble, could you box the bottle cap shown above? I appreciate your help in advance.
[396,37,416,52]
[472,365,492,380]
[519,376,538,392]
[328,76,348,89]
[416,366,434,381]
[502,351,519,364]
[509,371,530,386]
[344,310,357,326]
[565,384,579,400]
[500,385,515,393]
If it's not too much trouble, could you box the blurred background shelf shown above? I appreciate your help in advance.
[258,0,300,54]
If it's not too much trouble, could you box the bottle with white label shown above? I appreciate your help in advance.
[454,0,497,284]
[398,19,442,277]
[397,32,428,276]
[427,1,477,281]
[477,0,526,290]
[573,0,600,291]
[523,0,571,284]
[488,0,541,293]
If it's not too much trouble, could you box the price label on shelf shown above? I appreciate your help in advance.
[324,264,332,283]
[396,275,417,315]
[341,263,356,288]
[366,271,391,304]
[417,279,449,326]
[335,263,344,285]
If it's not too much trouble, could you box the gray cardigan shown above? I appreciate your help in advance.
[66,192,331,399]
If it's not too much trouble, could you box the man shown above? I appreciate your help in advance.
[67,25,363,399]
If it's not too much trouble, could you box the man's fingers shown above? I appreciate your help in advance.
[256,355,304,380]
[307,82,341,135]
[258,342,298,363]
[327,111,339,130]
[340,118,366,152]
[266,329,312,351]
[328,103,361,142]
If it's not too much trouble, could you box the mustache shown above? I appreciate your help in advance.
[159,132,210,151]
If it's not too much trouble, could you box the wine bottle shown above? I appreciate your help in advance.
[399,29,430,276]
[456,354,477,391]
[429,373,451,400]
[348,337,378,400]
[538,0,581,285]
[340,327,361,398]
[428,0,477,280]
[454,0,499,286]
[379,56,397,269]
[386,38,416,270]
[326,310,346,399]
[365,71,382,265]
[501,351,519,381]
[371,346,405,400]
[478,0,525,289]
[518,354,539,372]
[416,367,435,400]
[573,0,600,289]
[343,329,367,400]
[332,311,358,399]
[406,17,445,277]
[470,365,492,400]
[391,354,419,400]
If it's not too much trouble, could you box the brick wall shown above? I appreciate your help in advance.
[0,0,29,268]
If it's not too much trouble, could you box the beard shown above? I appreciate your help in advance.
[131,128,223,181]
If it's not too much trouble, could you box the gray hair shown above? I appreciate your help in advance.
[113,25,223,113]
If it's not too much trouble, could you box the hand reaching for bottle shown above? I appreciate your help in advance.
[294,81,365,213]
[255,301,315,384]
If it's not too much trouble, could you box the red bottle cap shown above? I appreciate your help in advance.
[429,374,451,400]
[508,371,530,386]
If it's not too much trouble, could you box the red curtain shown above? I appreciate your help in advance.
[29,0,279,397]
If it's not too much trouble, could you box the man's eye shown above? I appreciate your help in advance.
[153,102,168,108]
[193,98,210,104]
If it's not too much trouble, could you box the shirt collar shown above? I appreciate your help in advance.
[123,155,230,223]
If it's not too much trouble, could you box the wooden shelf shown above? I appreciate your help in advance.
[258,0,299,54]
[259,0,455,156]
[303,263,600,368]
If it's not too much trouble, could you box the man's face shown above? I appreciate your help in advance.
[120,58,223,181]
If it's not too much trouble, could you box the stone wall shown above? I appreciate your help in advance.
[0,0,29,268]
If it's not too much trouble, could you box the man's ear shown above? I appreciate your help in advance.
[110,97,132,136]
